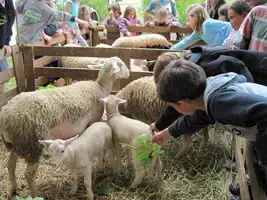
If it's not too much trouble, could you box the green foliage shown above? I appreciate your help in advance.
[13,196,44,200]
[38,83,55,90]
[135,133,164,167]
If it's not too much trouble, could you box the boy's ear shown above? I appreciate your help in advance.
[100,97,108,103]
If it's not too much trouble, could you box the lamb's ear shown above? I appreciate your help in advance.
[116,97,127,104]
[38,139,54,147]
[111,62,120,73]
[64,135,79,147]
[100,97,108,103]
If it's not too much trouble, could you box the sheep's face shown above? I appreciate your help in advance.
[100,95,127,114]
[39,135,78,167]
[99,57,130,80]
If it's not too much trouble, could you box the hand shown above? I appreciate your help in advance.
[152,128,169,145]
[148,22,155,27]
[126,32,132,37]
[150,122,159,132]
[109,10,114,18]
[167,23,172,31]
[103,28,108,37]
[97,25,106,29]
[4,45,12,57]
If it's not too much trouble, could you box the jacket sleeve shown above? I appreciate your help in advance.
[168,110,213,137]
[5,0,15,45]
[170,31,201,50]
[43,3,73,25]
[155,105,181,131]
[208,88,267,164]
[118,19,128,33]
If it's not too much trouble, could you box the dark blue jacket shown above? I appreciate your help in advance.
[168,72,267,163]
[0,0,15,48]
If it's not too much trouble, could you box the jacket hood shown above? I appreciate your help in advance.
[204,72,247,108]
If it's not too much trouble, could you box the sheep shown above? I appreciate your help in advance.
[111,34,173,49]
[0,57,130,197]
[100,95,163,188]
[115,76,209,160]
[38,122,114,200]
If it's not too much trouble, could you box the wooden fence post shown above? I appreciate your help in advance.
[22,46,35,91]
[12,46,26,93]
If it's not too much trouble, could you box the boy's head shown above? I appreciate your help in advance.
[108,3,122,17]
[186,4,209,31]
[218,3,230,21]
[156,60,206,115]
[156,8,169,24]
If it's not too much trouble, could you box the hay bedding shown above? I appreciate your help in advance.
[0,127,234,200]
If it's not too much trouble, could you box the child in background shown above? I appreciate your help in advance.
[171,4,233,50]
[120,6,142,37]
[208,0,226,19]
[218,3,230,21]
[16,0,90,45]
[145,8,174,40]
[101,3,124,40]
[78,5,91,40]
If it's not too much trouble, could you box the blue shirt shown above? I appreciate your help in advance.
[146,0,178,15]
[65,0,80,28]
[171,18,233,50]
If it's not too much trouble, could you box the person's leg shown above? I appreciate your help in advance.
[0,58,8,94]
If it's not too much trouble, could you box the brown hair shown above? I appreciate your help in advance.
[187,4,210,30]
[229,0,251,16]
[78,5,90,29]
[153,51,191,84]
[123,6,136,19]
[108,3,122,15]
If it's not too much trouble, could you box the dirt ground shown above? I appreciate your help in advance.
[0,127,234,200]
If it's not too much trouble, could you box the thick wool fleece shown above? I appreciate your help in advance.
[116,76,166,124]
[0,81,105,163]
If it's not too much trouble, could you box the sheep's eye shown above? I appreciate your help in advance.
[61,150,64,153]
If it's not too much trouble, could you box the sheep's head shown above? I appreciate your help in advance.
[38,135,78,167]
[100,95,127,116]
[98,57,130,81]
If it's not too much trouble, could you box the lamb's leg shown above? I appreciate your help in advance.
[154,157,163,182]
[175,135,192,159]
[70,169,78,195]
[83,164,94,200]
[200,127,209,149]
[129,150,145,188]
[99,151,105,172]
[7,151,18,197]
[114,141,123,174]
[25,162,39,197]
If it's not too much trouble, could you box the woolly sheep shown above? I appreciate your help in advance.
[115,76,209,159]
[111,34,173,48]
[100,95,163,188]
[0,57,129,197]
[38,122,114,200]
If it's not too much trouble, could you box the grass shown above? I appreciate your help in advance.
[0,126,235,199]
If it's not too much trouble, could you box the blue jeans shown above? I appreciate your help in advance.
[0,58,8,72]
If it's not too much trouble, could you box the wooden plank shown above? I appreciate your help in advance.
[0,68,14,84]
[0,87,18,107]
[33,46,179,59]
[34,67,153,81]
[96,25,193,34]
[245,141,267,200]
[34,56,58,68]
[22,46,35,91]
[235,137,250,200]
[35,76,49,86]
[92,29,100,46]
[11,46,26,93]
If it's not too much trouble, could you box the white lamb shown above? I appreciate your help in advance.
[38,122,114,200]
[0,57,129,197]
[100,95,163,188]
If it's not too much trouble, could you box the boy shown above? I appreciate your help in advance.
[152,59,267,168]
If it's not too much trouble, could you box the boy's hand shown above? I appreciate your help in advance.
[152,128,169,145]
[109,10,114,18]
[148,22,155,27]
[150,122,159,132]
[126,32,132,37]
[4,45,12,57]
[167,23,172,31]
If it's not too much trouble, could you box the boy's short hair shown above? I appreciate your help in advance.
[156,59,207,103]
[218,3,230,21]
[153,51,191,84]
